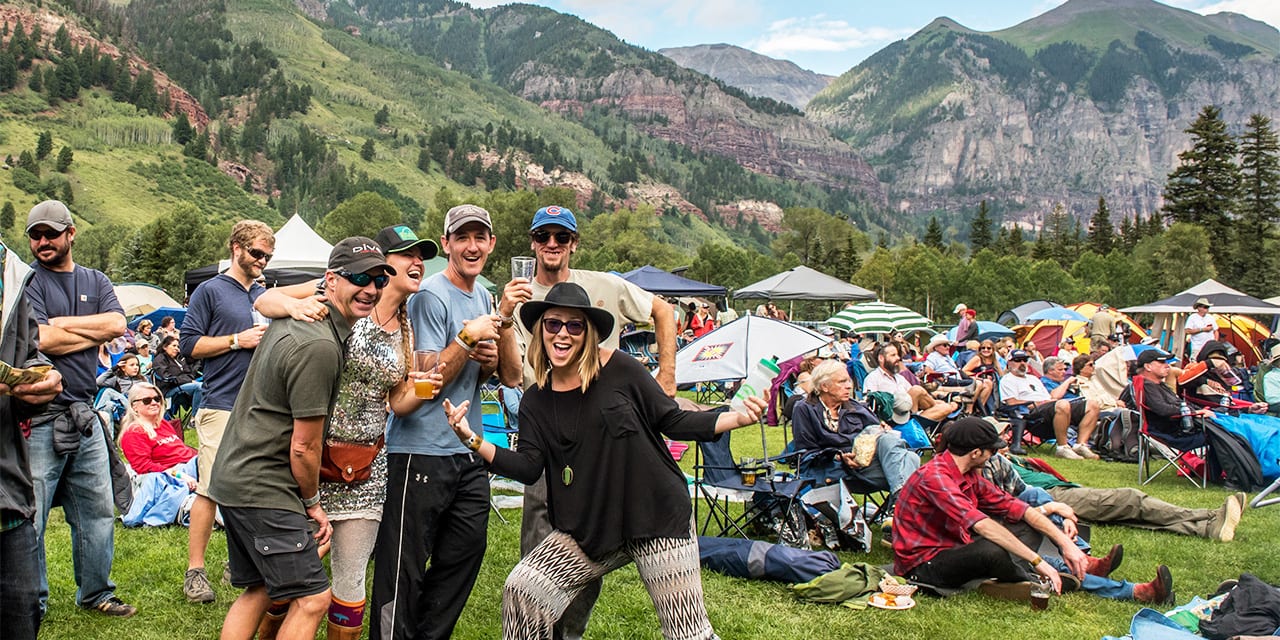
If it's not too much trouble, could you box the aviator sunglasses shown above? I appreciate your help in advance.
[337,270,390,289]
[530,229,575,245]
[543,318,587,336]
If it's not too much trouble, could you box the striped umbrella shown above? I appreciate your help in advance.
[826,301,932,334]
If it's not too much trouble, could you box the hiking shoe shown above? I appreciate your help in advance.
[1086,544,1124,577]
[184,568,216,603]
[1055,445,1084,460]
[93,596,137,617]
[1072,444,1101,460]
[1133,565,1174,605]
[1211,493,1244,542]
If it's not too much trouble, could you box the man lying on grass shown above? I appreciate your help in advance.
[892,417,1173,604]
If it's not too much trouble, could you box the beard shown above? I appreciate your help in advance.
[34,241,72,268]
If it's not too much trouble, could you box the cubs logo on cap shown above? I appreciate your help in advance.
[530,205,578,233]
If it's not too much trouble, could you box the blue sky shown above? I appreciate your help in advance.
[468,0,1280,76]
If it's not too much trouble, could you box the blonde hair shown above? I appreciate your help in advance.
[120,382,166,442]
[228,219,275,253]
[528,310,603,393]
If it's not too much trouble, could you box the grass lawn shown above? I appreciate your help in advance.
[36,424,1280,640]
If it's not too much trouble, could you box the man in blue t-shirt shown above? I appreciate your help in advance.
[23,200,135,618]
[177,220,274,606]
[372,204,516,640]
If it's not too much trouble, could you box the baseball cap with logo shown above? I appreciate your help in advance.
[1009,349,1030,362]
[1136,349,1174,367]
[328,236,395,275]
[26,200,74,233]
[444,204,493,235]
[530,205,578,233]
[375,225,439,259]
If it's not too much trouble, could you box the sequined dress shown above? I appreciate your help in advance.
[320,317,405,521]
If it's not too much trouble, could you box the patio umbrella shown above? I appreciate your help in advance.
[1025,307,1089,323]
[825,301,931,334]
[675,315,830,385]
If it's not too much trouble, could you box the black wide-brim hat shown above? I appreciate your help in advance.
[520,282,615,341]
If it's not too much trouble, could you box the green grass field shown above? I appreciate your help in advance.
[35,426,1280,640]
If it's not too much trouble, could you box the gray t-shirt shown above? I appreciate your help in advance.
[386,272,492,455]
[208,303,351,514]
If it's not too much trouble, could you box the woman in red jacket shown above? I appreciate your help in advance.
[119,382,197,490]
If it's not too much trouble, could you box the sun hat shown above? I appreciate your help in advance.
[926,334,951,350]
[1194,297,1212,309]
[519,282,615,339]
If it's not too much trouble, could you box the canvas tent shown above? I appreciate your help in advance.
[114,282,183,318]
[1122,279,1279,364]
[732,266,876,302]
[997,300,1062,326]
[620,265,727,297]
[184,214,334,297]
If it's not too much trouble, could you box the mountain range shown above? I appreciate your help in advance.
[658,43,833,110]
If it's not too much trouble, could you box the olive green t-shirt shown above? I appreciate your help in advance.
[208,303,352,514]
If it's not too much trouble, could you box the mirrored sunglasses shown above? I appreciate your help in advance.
[337,271,390,289]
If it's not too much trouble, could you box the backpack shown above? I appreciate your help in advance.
[1204,421,1267,492]
[1091,410,1142,463]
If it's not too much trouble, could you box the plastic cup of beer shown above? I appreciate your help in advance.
[511,256,535,281]
[1030,576,1052,610]
[413,350,439,399]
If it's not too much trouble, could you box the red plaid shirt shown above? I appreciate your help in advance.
[892,452,1029,576]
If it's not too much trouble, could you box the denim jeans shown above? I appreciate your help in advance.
[166,382,203,420]
[871,429,920,493]
[0,519,42,639]
[28,420,118,612]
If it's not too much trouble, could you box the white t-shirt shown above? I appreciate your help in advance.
[1186,312,1217,358]
[999,372,1051,404]
[863,368,914,424]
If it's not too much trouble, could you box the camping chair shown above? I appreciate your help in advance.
[993,376,1046,455]
[620,329,659,372]
[793,447,895,527]
[694,380,732,404]
[1130,377,1209,489]
[481,397,519,524]
[693,428,807,543]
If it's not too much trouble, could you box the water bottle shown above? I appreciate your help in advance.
[730,358,781,414]
[1178,400,1194,432]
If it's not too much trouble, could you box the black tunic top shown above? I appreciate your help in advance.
[491,353,718,559]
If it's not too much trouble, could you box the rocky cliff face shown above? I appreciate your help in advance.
[806,2,1280,222]
[659,43,833,110]
[518,66,883,203]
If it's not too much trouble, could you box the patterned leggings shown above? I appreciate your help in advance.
[503,530,718,640]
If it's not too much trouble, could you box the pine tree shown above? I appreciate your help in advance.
[60,181,73,205]
[1,201,15,229]
[1008,226,1026,257]
[17,150,38,177]
[374,105,390,127]
[0,51,16,91]
[1162,105,1239,273]
[1118,214,1135,251]
[924,216,944,249]
[1087,196,1114,255]
[969,200,993,252]
[417,148,430,172]
[1235,113,1280,295]
[55,145,73,172]
[35,131,53,160]
[171,113,194,145]
[360,138,375,162]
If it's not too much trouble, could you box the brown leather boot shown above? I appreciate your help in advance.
[327,620,362,640]
[256,611,286,639]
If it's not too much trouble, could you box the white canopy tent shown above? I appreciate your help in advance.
[1121,279,1280,363]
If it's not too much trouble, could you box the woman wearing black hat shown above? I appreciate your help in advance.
[444,282,765,640]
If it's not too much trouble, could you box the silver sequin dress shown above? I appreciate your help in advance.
[320,317,406,521]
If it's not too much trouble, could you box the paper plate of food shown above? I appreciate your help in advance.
[868,592,916,610]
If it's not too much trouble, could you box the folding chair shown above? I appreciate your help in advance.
[795,448,895,526]
[481,398,519,524]
[1130,377,1208,489]
[692,429,806,542]
[694,380,731,404]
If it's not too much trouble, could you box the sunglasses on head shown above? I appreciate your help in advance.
[337,270,390,289]
[543,318,587,336]
[530,229,575,245]
[28,227,66,241]
[245,247,273,263]
[132,396,163,406]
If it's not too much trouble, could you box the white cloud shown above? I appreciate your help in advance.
[555,0,762,43]
[748,15,914,57]
[1163,0,1280,29]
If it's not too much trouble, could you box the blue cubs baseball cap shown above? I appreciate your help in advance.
[530,205,578,233]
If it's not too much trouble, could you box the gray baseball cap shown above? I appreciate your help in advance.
[27,200,74,233]
[444,204,493,235]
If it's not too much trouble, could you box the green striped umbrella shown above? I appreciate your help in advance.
[826,301,932,334]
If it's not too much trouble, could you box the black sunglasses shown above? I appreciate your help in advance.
[28,227,66,241]
[246,247,273,263]
[132,396,163,406]
[543,318,587,336]
[530,229,575,245]
[337,270,390,289]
